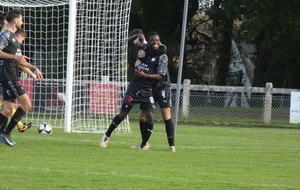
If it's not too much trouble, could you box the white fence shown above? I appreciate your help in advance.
[132,79,300,127]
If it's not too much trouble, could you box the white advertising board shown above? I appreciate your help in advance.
[290,92,300,123]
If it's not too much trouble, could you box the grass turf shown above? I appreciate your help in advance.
[0,123,299,189]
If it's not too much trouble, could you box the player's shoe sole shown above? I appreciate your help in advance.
[0,133,14,147]
[100,134,109,147]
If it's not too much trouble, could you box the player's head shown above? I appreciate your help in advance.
[0,12,8,29]
[147,31,160,50]
[15,28,27,44]
[129,29,146,43]
[6,9,23,29]
[129,29,144,36]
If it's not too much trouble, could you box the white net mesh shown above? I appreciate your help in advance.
[0,0,132,133]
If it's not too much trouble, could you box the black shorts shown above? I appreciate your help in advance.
[0,83,2,97]
[120,88,155,113]
[1,81,26,103]
[152,86,172,108]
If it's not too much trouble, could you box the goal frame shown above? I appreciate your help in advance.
[0,0,132,134]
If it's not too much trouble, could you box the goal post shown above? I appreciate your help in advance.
[64,0,76,133]
[0,0,132,134]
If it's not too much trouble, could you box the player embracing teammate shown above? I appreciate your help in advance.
[131,30,175,152]
[101,31,175,152]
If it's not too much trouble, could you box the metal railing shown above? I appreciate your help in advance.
[131,80,300,127]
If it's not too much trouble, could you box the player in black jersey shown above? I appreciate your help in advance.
[100,32,164,149]
[0,13,37,134]
[129,30,176,152]
[0,9,43,146]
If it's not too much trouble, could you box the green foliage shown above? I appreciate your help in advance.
[1,123,299,189]
[235,0,300,87]
[128,0,199,83]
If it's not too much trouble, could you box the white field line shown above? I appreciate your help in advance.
[14,135,300,150]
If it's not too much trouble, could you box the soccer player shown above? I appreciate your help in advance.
[129,30,176,152]
[128,29,147,45]
[0,12,34,134]
[0,9,43,146]
[100,32,165,149]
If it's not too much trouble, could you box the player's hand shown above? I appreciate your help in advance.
[35,68,44,80]
[138,50,145,58]
[30,73,37,80]
[135,60,141,67]
[135,69,146,78]
[16,55,29,63]
[138,34,147,44]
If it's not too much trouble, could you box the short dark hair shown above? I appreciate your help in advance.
[0,12,7,26]
[6,9,22,22]
[129,29,144,37]
[147,31,159,41]
[15,28,27,38]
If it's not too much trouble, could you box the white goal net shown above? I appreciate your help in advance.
[0,0,132,133]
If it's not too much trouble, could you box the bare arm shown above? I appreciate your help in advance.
[0,50,28,63]
[135,69,162,80]
[138,44,167,59]
[128,33,147,44]
[19,62,44,80]
[20,65,37,80]
[128,34,139,44]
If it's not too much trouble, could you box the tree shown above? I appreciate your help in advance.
[128,0,199,83]
[237,0,300,88]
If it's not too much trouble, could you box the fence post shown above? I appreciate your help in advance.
[182,79,191,119]
[263,82,273,124]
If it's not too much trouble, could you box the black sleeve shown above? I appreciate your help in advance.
[145,45,167,57]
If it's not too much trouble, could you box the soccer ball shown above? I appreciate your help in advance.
[38,122,53,134]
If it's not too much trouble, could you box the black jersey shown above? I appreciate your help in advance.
[129,54,160,93]
[0,30,22,81]
[135,42,170,88]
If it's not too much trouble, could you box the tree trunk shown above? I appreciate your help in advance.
[210,7,233,85]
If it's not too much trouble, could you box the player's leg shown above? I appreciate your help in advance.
[161,107,175,152]
[130,110,151,149]
[0,101,14,133]
[100,110,130,148]
[100,96,134,148]
[9,108,32,132]
[106,110,130,137]
[0,83,3,107]
[0,101,16,146]
[138,96,155,149]
[4,93,31,135]
[139,110,147,137]
[139,110,154,149]
[156,87,176,152]
[0,81,30,146]
[0,96,3,107]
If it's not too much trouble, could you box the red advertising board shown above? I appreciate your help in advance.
[89,83,118,114]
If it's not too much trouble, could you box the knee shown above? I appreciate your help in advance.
[21,103,32,112]
[2,109,13,118]
[144,112,154,124]
[139,111,147,122]
[161,108,171,120]
[118,112,128,121]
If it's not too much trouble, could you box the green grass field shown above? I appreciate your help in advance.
[1,123,299,189]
